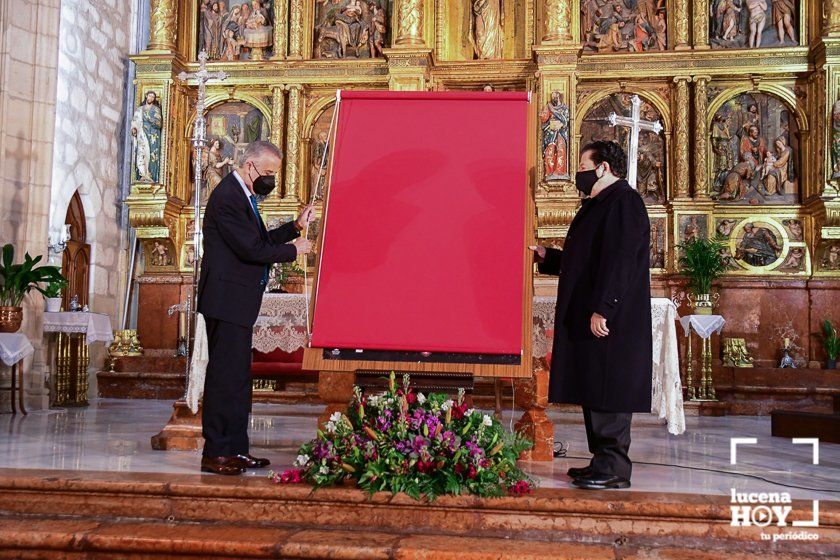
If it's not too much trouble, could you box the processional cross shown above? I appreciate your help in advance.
[608,95,663,190]
[176,51,227,356]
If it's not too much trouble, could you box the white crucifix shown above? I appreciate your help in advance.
[608,95,663,190]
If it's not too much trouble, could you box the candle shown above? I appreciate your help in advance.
[179,311,187,339]
[783,337,790,349]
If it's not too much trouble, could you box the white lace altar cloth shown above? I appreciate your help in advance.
[252,294,309,353]
[532,296,685,435]
[42,312,114,344]
[0,333,35,366]
[679,315,726,340]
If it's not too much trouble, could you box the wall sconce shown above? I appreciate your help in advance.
[48,224,72,260]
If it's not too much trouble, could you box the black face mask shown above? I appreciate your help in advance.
[575,168,600,196]
[248,163,276,196]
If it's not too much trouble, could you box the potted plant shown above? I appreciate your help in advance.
[677,237,728,315]
[821,319,839,370]
[43,277,68,313]
[0,243,66,332]
[275,261,305,294]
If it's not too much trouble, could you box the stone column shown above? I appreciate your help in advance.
[693,0,709,49]
[147,0,178,52]
[287,0,304,59]
[283,85,303,202]
[270,0,288,59]
[673,76,691,199]
[269,86,286,202]
[541,0,573,44]
[673,0,690,50]
[394,0,425,46]
[693,76,711,199]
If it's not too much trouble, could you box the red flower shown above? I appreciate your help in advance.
[417,460,435,473]
[405,392,417,405]
[467,465,477,479]
[508,480,533,496]
[451,403,469,420]
[277,468,304,484]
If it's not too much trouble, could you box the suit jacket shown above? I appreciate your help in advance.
[197,172,301,327]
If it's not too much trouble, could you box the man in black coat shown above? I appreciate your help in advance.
[532,140,652,489]
[198,140,314,475]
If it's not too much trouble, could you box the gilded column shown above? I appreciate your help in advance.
[288,0,304,59]
[271,0,288,59]
[674,0,690,50]
[693,76,710,199]
[395,0,425,46]
[542,0,573,44]
[693,0,709,49]
[270,86,286,202]
[673,77,691,198]
[283,85,303,202]
[147,0,177,52]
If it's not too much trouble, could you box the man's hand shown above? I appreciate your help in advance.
[296,204,316,229]
[529,245,547,263]
[590,312,609,338]
[292,237,313,255]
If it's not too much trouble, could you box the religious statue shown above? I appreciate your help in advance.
[150,241,173,267]
[636,150,665,203]
[469,0,504,59]
[649,220,665,269]
[711,0,798,48]
[782,219,803,241]
[131,91,163,183]
[315,0,386,59]
[779,247,805,270]
[581,0,667,53]
[683,216,701,243]
[735,222,781,266]
[822,243,840,270]
[311,130,329,198]
[716,219,736,238]
[200,138,235,203]
[540,91,570,180]
[200,0,273,61]
[711,94,797,204]
[832,100,840,179]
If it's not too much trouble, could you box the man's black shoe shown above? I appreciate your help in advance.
[571,473,631,489]
[566,465,593,478]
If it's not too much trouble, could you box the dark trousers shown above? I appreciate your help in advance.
[582,407,633,480]
[202,317,253,458]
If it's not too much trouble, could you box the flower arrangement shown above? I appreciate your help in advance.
[271,372,535,500]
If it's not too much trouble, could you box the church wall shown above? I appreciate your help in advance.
[48,0,138,397]
[0,0,62,410]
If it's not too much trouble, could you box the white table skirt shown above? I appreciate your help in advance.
[533,296,685,435]
[0,333,35,366]
[679,315,726,340]
[42,312,114,344]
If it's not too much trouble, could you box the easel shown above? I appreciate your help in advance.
[302,92,551,460]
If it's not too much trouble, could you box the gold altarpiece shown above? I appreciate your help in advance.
[126,0,840,369]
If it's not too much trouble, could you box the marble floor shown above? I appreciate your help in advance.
[0,399,837,502]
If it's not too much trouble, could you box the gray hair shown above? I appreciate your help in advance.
[239,140,283,165]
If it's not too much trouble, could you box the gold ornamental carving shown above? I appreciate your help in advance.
[673,77,690,198]
[288,0,304,58]
[693,76,710,199]
[271,0,288,59]
[542,0,572,44]
[270,86,286,202]
[395,0,425,46]
[673,0,690,49]
[693,0,709,48]
[147,0,177,52]
[284,85,303,202]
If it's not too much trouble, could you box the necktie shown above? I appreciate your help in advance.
[249,195,270,287]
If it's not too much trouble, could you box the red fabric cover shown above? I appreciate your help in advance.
[311,91,529,355]
[253,347,305,363]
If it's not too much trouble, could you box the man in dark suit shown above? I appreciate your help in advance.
[198,140,314,475]
[531,140,652,490]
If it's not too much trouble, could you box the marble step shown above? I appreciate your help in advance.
[0,469,836,558]
[2,515,818,560]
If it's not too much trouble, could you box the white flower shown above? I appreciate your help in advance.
[465,408,475,417]
[294,454,310,467]
[319,465,329,475]
[441,399,453,412]
[417,393,426,405]
[482,414,493,427]
[325,421,336,433]
[329,411,343,423]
